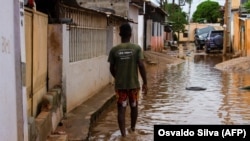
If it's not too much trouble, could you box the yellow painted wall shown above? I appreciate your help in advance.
[232,0,240,10]
[232,12,240,53]
[246,20,250,56]
[233,14,250,57]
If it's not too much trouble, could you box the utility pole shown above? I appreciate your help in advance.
[223,0,231,55]
[227,0,232,54]
[186,0,192,44]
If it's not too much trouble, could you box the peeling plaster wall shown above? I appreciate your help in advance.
[51,24,111,113]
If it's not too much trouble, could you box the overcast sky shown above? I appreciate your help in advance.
[167,0,226,19]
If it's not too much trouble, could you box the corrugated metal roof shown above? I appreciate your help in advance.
[59,0,136,23]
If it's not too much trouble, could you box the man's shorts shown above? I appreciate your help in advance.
[115,88,140,107]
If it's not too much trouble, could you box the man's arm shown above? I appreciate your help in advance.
[110,63,116,78]
[138,59,148,94]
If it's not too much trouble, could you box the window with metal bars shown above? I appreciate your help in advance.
[69,26,107,62]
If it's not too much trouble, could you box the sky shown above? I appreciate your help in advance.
[167,0,226,19]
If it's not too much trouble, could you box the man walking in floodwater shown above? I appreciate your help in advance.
[108,22,148,137]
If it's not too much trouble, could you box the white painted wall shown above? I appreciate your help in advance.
[65,56,110,112]
[138,15,144,49]
[0,0,27,140]
[62,25,111,112]
[128,5,139,44]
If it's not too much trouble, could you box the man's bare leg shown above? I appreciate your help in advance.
[130,102,138,131]
[118,104,126,137]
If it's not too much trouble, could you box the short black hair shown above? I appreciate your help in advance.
[119,23,132,37]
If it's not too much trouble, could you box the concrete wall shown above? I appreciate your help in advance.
[138,15,144,49]
[56,25,111,112]
[232,0,240,10]
[246,19,250,56]
[146,20,153,49]
[232,12,241,55]
[129,5,139,44]
[150,22,164,52]
[48,25,63,90]
[65,56,110,112]
[0,0,27,140]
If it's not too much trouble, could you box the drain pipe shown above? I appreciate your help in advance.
[143,1,146,15]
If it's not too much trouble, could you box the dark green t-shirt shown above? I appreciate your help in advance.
[108,43,144,90]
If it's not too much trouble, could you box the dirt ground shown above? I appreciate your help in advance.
[215,56,250,73]
[144,50,185,67]
[145,42,250,73]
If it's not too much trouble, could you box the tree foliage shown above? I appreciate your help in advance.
[165,3,188,33]
[192,0,222,23]
[243,0,250,13]
[185,0,193,5]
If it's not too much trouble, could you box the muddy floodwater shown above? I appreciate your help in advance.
[89,54,250,141]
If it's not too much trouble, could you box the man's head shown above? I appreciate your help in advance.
[119,23,132,38]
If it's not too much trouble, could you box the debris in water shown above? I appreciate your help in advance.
[186,87,206,91]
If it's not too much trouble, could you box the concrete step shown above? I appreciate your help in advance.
[147,60,157,65]
[47,134,68,141]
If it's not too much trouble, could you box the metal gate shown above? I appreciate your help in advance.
[24,8,48,116]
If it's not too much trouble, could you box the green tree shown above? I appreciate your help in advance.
[165,3,188,42]
[192,0,222,23]
[185,0,193,7]
[243,0,250,13]
[185,0,193,4]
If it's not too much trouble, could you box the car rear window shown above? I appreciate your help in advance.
[210,31,223,37]
[197,26,215,35]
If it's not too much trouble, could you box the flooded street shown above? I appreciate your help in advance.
[89,53,250,141]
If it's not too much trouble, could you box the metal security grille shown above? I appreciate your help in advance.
[69,26,107,62]
[60,5,107,62]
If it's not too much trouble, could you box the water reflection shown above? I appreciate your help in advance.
[89,54,250,141]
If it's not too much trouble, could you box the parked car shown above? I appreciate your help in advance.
[194,26,215,50]
[204,30,224,53]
